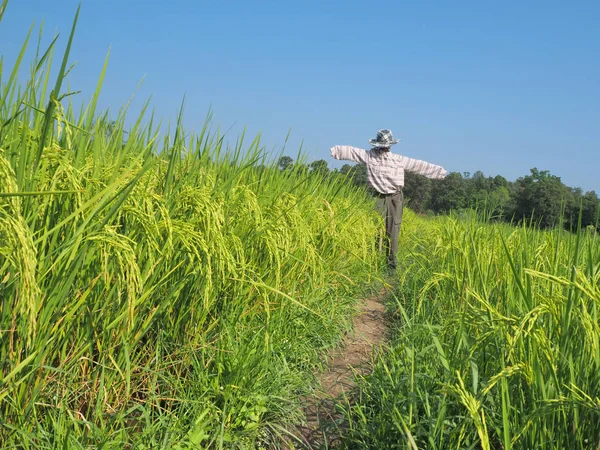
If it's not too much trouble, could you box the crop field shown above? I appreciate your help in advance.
[0,8,382,448]
[336,210,600,449]
[2,5,600,450]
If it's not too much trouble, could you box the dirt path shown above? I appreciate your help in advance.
[292,288,389,449]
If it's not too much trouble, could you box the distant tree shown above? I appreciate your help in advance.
[471,170,486,186]
[564,186,584,231]
[353,164,369,189]
[485,186,511,219]
[294,163,309,175]
[492,175,509,189]
[403,172,432,213]
[308,159,329,176]
[460,171,512,219]
[430,172,468,214]
[563,189,600,231]
[339,163,369,191]
[339,164,353,176]
[277,156,294,171]
[582,191,600,229]
[465,171,485,195]
[514,168,566,229]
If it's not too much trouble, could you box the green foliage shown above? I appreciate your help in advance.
[308,158,329,175]
[339,163,372,195]
[402,168,599,231]
[0,10,383,448]
[403,172,431,213]
[336,210,600,449]
[514,167,566,228]
[581,190,599,230]
[430,172,468,213]
[277,155,293,171]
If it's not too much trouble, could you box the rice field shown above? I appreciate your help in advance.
[337,209,600,449]
[3,5,600,450]
[0,8,382,448]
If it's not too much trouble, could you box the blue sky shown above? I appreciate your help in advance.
[1,0,599,191]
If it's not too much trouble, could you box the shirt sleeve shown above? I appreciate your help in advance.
[330,145,369,164]
[400,155,447,179]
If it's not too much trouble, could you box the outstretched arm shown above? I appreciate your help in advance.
[330,146,369,164]
[400,155,447,179]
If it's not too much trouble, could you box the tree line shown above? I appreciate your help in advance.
[277,156,600,232]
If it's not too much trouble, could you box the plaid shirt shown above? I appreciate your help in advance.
[330,146,447,194]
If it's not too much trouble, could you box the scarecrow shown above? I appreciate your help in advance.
[331,129,447,270]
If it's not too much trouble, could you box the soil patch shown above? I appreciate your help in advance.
[292,288,389,449]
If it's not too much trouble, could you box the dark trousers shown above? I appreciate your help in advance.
[375,190,404,269]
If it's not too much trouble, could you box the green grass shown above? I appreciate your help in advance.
[0,7,384,448]
[336,209,600,449]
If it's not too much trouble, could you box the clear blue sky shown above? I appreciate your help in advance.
[1,1,599,191]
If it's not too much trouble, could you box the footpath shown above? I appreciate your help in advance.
[292,287,390,449]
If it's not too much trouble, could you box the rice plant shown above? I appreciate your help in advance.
[338,209,600,449]
[0,6,382,448]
